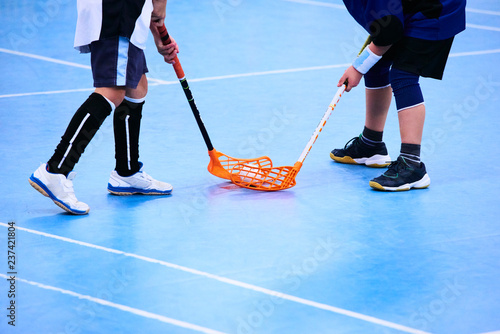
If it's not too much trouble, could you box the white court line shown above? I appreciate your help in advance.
[281,0,345,9]
[2,48,499,99]
[0,223,429,334]
[0,88,95,99]
[467,23,500,32]
[466,8,500,16]
[0,82,178,98]
[477,331,500,334]
[0,63,350,99]
[184,63,350,83]
[281,0,500,17]
[0,47,91,69]
[449,48,500,57]
[0,45,349,85]
[0,273,226,334]
[0,47,166,84]
[131,63,351,85]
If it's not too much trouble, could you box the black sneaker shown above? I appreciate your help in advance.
[369,156,431,191]
[330,135,391,167]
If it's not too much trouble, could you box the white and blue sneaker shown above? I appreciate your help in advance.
[29,163,90,215]
[107,164,173,195]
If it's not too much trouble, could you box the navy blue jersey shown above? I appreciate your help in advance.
[343,0,466,45]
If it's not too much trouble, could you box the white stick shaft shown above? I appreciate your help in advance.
[297,84,346,163]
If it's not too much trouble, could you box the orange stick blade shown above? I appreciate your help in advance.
[230,162,301,191]
[207,150,272,180]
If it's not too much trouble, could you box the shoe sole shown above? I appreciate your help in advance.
[107,184,173,196]
[29,175,89,215]
[369,173,431,191]
[330,153,391,168]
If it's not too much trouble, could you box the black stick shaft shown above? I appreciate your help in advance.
[178,78,214,151]
[157,25,214,151]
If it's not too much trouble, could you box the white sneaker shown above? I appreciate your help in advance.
[29,163,90,215]
[107,164,173,195]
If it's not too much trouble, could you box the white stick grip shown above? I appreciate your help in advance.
[297,84,346,163]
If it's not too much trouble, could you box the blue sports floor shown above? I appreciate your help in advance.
[1,1,500,333]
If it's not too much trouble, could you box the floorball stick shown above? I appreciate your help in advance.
[157,25,272,180]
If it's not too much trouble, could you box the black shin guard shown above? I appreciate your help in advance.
[48,93,112,176]
[113,99,143,176]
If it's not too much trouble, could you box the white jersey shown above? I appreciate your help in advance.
[74,0,153,53]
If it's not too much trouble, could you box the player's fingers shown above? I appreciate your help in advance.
[337,74,347,87]
[164,44,178,54]
[157,44,176,57]
[164,50,178,63]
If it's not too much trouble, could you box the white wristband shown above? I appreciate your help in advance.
[352,47,383,75]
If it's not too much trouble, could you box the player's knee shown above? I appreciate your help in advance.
[126,75,148,100]
[94,87,126,109]
[390,67,424,112]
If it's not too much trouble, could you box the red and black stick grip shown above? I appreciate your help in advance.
[157,24,185,79]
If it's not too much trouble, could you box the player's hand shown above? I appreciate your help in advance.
[150,20,180,64]
[156,35,179,64]
[338,66,363,92]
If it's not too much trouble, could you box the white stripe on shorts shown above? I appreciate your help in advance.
[116,37,130,86]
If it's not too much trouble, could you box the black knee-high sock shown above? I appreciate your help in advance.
[48,93,113,176]
[113,98,143,176]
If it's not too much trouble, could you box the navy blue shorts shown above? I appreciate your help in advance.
[90,36,148,89]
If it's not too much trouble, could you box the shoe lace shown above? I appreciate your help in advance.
[384,157,410,176]
[62,175,78,200]
[63,180,75,193]
[139,171,153,182]
[344,136,361,150]
[132,171,154,186]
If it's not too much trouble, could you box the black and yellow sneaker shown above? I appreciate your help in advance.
[369,156,431,191]
[330,135,391,167]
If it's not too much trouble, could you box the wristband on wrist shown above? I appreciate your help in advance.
[352,46,383,75]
